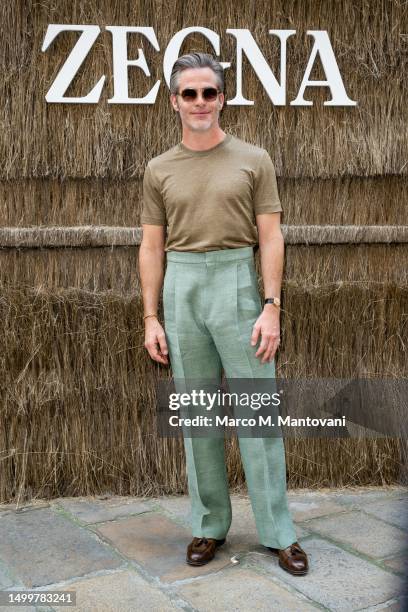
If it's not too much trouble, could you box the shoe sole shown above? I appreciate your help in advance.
[186,539,226,566]
[268,548,308,576]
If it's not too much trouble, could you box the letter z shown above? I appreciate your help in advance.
[42,25,104,103]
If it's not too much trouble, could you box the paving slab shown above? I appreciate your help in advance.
[0,560,16,590]
[383,554,408,576]
[246,537,405,611]
[327,487,408,506]
[176,566,319,611]
[0,508,122,588]
[94,512,232,583]
[152,494,191,525]
[357,498,408,531]
[371,598,408,611]
[53,569,178,612]
[301,510,408,558]
[55,497,152,524]
[0,607,36,612]
[287,496,345,522]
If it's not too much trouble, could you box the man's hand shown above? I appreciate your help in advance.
[144,317,169,365]
[251,307,281,363]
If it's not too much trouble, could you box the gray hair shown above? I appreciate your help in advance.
[169,52,225,95]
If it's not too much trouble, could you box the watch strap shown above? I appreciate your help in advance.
[264,297,281,306]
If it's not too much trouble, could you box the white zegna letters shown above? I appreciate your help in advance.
[106,27,160,104]
[226,29,296,105]
[291,31,356,106]
[42,25,357,106]
[41,25,104,103]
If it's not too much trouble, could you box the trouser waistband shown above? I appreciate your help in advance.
[166,246,254,264]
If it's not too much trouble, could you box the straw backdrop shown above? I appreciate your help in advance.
[0,0,407,501]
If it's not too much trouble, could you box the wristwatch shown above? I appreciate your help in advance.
[264,297,281,307]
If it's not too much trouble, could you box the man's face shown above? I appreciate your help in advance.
[170,67,224,133]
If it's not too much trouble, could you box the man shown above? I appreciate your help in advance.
[139,52,308,576]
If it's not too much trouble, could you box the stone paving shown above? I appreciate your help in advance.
[0,487,407,611]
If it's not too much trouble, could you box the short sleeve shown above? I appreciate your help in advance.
[253,151,283,214]
[141,164,167,225]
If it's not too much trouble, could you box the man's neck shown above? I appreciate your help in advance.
[181,127,227,151]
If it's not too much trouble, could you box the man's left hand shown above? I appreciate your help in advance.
[251,307,281,363]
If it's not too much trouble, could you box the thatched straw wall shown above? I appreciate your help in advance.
[1,1,407,178]
[0,177,407,226]
[0,1,407,501]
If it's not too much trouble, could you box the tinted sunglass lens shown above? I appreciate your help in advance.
[203,88,218,100]
[181,89,197,101]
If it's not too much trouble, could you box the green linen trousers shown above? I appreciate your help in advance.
[163,246,297,549]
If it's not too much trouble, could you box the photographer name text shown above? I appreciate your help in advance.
[168,415,346,428]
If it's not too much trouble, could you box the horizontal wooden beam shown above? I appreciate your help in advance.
[0,225,407,248]
[283,225,408,244]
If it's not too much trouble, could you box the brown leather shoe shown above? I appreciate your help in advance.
[186,537,226,566]
[267,541,308,575]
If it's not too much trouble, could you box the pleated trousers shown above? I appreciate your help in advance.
[163,246,296,549]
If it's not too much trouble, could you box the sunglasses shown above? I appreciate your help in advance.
[177,87,220,102]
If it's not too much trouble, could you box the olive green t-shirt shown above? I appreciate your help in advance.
[141,133,282,252]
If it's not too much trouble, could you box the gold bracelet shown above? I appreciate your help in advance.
[143,313,158,321]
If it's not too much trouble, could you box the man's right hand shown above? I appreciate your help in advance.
[144,317,169,365]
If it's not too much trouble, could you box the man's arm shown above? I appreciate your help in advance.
[251,212,284,363]
[138,224,169,365]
